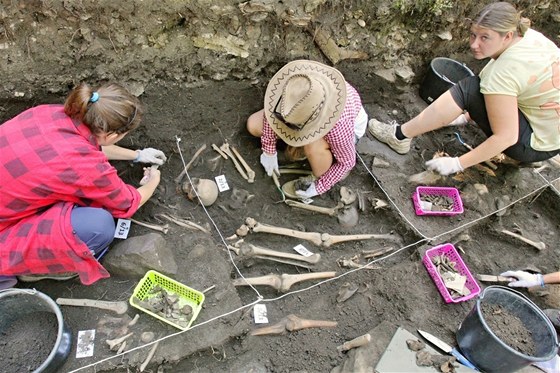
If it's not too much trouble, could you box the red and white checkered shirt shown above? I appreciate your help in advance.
[261,82,363,194]
[0,105,141,284]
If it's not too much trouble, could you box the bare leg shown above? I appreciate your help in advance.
[247,109,265,137]
[304,138,332,177]
[401,91,463,138]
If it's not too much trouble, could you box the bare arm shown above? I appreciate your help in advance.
[543,272,560,285]
[136,168,161,207]
[102,145,138,161]
[458,94,519,169]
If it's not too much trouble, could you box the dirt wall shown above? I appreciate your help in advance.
[0,0,558,100]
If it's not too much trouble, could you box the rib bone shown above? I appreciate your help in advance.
[245,217,322,246]
[501,229,546,251]
[174,144,207,183]
[57,298,128,314]
[232,272,336,292]
[251,314,337,336]
[130,218,169,234]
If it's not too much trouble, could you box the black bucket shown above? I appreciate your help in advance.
[0,289,72,373]
[456,286,559,373]
[419,57,474,104]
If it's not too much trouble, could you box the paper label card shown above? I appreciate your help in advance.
[253,304,268,324]
[215,175,230,192]
[76,329,96,358]
[114,219,131,239]
[293,244,314,257]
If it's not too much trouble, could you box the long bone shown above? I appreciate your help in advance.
[106,332,133,350]
[220,143,250,182]
[174,144,207,183]
[321,232,400,247]
[230,145,256,183]
[501,229,546,251]
[244,217,323,246]
[232,272,336,292]
[57,298,128,314]
[157,213,210,234]
[251,314,338,336]
[211,143,229,159]
[227,245,314,269]
[233,242,321,264]
[285,199,342,216]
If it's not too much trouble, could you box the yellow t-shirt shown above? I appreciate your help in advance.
[479,29,560,151]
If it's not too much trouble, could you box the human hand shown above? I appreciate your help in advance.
[135,148,167,165]
[260,152,279,177]
[139,165,161,186]
[295,182,318,199]
[425,157,463,176]
[500,270,544,288]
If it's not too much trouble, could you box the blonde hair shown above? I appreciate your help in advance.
[473,2,531,36]
[64,82,143,135]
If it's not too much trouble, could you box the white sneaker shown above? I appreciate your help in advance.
[368,119,411,154]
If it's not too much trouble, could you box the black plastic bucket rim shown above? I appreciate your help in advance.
[474,286,558,362]
[0,288,72,373]
[419,57,475,104]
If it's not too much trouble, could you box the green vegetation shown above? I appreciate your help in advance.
[392,0,454,16]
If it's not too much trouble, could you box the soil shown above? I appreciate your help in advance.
[0,311,58,373]
[2,74,560,372]
[481,303,536,357]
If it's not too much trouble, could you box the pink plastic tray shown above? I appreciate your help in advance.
[412,186,463,216]
[422,243,480,303]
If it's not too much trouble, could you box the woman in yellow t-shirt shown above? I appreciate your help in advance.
[368,1,559,175]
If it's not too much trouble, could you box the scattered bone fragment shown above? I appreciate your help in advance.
[336,283,359,303]
[211,143,228,159]
[406,339,425,351]
[106,332,133,351]
[141,331,156,344]
[307,26,368,65]
[57,298,129,314]
[500,229,546,251]
[130,218,169,234]
[174,144,207,183]
[232,272,336,292]
[337,333,371,352]
[337,206,359,228]
[128,314,140,326]
[337,257,379,270]
[251,314,337,336]
[372,157,390,168]
[133,287,193,329]
[116,341,127,354]
[408,170,442,185]
[369,197,389,209]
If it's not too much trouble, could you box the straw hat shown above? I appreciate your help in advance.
[264,60,347,146]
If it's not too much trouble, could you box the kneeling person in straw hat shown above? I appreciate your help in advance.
[247,60,368,198]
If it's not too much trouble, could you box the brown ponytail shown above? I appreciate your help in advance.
[64,82,143,135]
[473,2,531,37]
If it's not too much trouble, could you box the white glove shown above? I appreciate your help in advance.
[260,152,279,177]
[425,157,463,176]
[135,148,167,165]
[500,270,544,288]
[295,182,319,199]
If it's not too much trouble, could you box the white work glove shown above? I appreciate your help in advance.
[260,152,279,177]
[500,270,544,288]
[295,182,319,199]
[135,148,167,165]
[425,157,463,176]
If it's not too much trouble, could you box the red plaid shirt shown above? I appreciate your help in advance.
[0,105,141,284]
[262,82,363,194]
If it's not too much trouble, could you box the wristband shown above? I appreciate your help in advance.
[538,274,545,287]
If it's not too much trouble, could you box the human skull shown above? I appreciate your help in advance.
[182,178,219,206]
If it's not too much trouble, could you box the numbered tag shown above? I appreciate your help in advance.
[293,244,314,257]
[114,219,131,239]
[215,175,230,192]
[253,304,268,324]
[76,329,95,358]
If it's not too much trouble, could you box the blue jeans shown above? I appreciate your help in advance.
[71,206,116,260]
[450,76,559,162]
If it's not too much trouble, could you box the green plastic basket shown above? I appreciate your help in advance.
[130,270,205,330]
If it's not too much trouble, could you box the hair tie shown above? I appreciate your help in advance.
[89,92,99,103]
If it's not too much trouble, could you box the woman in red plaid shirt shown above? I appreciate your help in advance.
[0,83,166,288]
[247,60,367,198]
